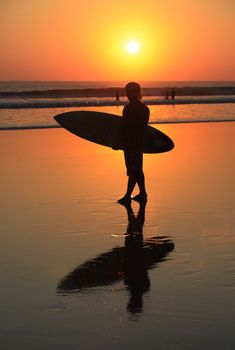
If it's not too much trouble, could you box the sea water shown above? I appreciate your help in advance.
[0,81,235,129]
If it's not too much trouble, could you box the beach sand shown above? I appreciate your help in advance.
[1,122,235,349]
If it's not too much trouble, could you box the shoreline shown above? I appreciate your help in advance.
[1,96,235,110]
[0,118,235,132]
[1,85,235,98]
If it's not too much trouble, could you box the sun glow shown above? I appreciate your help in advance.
[126,40,140,54]
[105,24,167,80]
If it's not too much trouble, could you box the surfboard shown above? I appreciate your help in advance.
[54,111,174,153]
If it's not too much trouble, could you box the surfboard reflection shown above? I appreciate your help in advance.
[57,200,174,316]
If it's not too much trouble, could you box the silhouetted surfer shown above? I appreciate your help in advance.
[118,82,149,204]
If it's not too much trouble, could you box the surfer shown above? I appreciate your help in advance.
[118,82,150,204]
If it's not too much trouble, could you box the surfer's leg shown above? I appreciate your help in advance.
[119,150,148,203]
[132,154,147,201]
[127,175,137,196]
[117,175,136,204]
[132,173,147,202]
[118,151,136,203]
[137,173,147,195]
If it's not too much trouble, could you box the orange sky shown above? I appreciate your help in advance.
[1,0,235,81]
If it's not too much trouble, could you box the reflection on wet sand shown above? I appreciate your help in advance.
[57,200,174,315]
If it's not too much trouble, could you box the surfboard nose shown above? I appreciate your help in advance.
[54,114,63,124]
[54,113,80,128]
[151,138,174,153]
[167,138,175,151]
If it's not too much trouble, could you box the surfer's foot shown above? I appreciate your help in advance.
[117,195,131,205]
[132,193,148,202]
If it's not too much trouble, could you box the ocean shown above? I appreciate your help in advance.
[0,81,235,129]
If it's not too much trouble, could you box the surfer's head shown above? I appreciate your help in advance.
[125,82,141,102]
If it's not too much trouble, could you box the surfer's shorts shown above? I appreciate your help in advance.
[124,150,143,177]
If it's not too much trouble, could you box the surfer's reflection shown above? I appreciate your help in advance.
[123,201,149,314]
[57,200,174,316]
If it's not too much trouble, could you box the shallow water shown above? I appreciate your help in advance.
[0,123,235,349]
[0,102,235,129]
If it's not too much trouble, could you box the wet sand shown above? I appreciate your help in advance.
[1,122,235,349]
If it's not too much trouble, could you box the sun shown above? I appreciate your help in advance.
[126,40,140,54]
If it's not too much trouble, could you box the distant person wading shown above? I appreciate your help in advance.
[118,82,149,204]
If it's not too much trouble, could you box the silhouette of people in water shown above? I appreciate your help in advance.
[57,200,175,317]
[115,88,120,101]
[171,89,175,100]
[165,91,169,100]
[118,82,149,205]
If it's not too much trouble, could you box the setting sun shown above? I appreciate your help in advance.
[1,0,235,80]
[126,41,140,54]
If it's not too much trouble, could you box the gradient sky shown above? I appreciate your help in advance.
[1,0,235,81]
